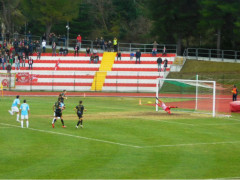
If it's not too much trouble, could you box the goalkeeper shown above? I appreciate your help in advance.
[157,99,178,114]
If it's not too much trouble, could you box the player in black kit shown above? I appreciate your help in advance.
[52,98,66,128]
[59,90,67,109]
[74,100,87,128]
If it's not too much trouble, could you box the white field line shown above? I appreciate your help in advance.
[0,123,142,149]
[2,122,240,149]
[227,117,240,122]
[197,122,240,126]
[143,141,240,148]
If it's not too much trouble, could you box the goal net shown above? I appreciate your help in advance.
[156,78,217,117]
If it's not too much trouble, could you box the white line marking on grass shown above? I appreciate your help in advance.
[143,141,240,148]
[228,117,240,122]
[0,123,142,149]
[198,122,240,126]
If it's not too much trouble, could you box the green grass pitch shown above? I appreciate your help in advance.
[1,96,240,179]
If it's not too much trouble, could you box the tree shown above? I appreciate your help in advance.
[21,0,80,39]
[199,0,238,50]
[147,0,200,55]
[0,0,25,35]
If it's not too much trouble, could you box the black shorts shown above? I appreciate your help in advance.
[55,110,62,117]
[77,112,82,118]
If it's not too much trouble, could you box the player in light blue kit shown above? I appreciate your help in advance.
[20,100,30,128]
[8,95,21,122]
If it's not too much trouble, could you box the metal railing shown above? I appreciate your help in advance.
[185,48,240,62]
[1,33,177,54]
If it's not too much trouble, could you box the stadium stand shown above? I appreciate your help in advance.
[2,53,176,92]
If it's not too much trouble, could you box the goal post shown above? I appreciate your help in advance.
[156,78,216,117]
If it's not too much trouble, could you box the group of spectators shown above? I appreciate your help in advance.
[48,32,66,47]
[0,38,35,70]
[152,41,167,57]
[93,37,118,52]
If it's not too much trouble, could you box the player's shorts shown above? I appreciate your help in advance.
[165,107,171,114]
[11,106,19,113]
[21,115,28,120]
[55,110,62,117]
[77,112,82,118]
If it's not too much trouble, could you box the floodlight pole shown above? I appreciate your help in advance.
[66,21,70,48]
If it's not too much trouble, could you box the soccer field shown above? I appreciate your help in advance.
[1,96,240,179]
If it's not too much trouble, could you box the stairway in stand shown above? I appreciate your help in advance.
[91,52,116,91]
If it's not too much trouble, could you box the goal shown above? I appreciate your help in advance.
[156,78,216,117]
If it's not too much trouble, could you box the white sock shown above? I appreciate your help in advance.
[21,120,23,128]
[17,114,19,121]
[26,120,29,128]
[52,118,55,124]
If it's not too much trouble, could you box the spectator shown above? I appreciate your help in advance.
[93,48,98,56]
[94,37,99,49]
[163,58,168,72]
[130,52,134,60]
[33,40,36,53]
[37,46,42,60]
[13,39,18,53]
[113,37,118,52]
[107,40,112,52]
[52,42,57,56]
[104,41,108,51]
[29,42,33,55]
[59,47,64,56]
[25,45,30,60]
[36,40,40,48]
[6,64,11,73]
[117,51,121,61]
[9,55,13,66]
[3,39,7,49]
[94,55,99,63]
[135,49,141,64]
[42,33,46,41]
[157,57,162,72]
[153,41,158,49]
[232,85,238,101]
[162,46,167,56]
[74,44,79,56]
[89,54,94,64]
[28,57,33,70]
[27,31,32,42]
[21,53,26,67]
[0,56,2,70]
[152,48,157,56]
[42,40,46,53]
[86,47,90,56]
[100,37,104,50]
[63,48,68,56]
[76,34,82,50]
[15,56,20,70]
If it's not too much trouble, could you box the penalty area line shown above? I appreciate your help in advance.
[0,123,142,149]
